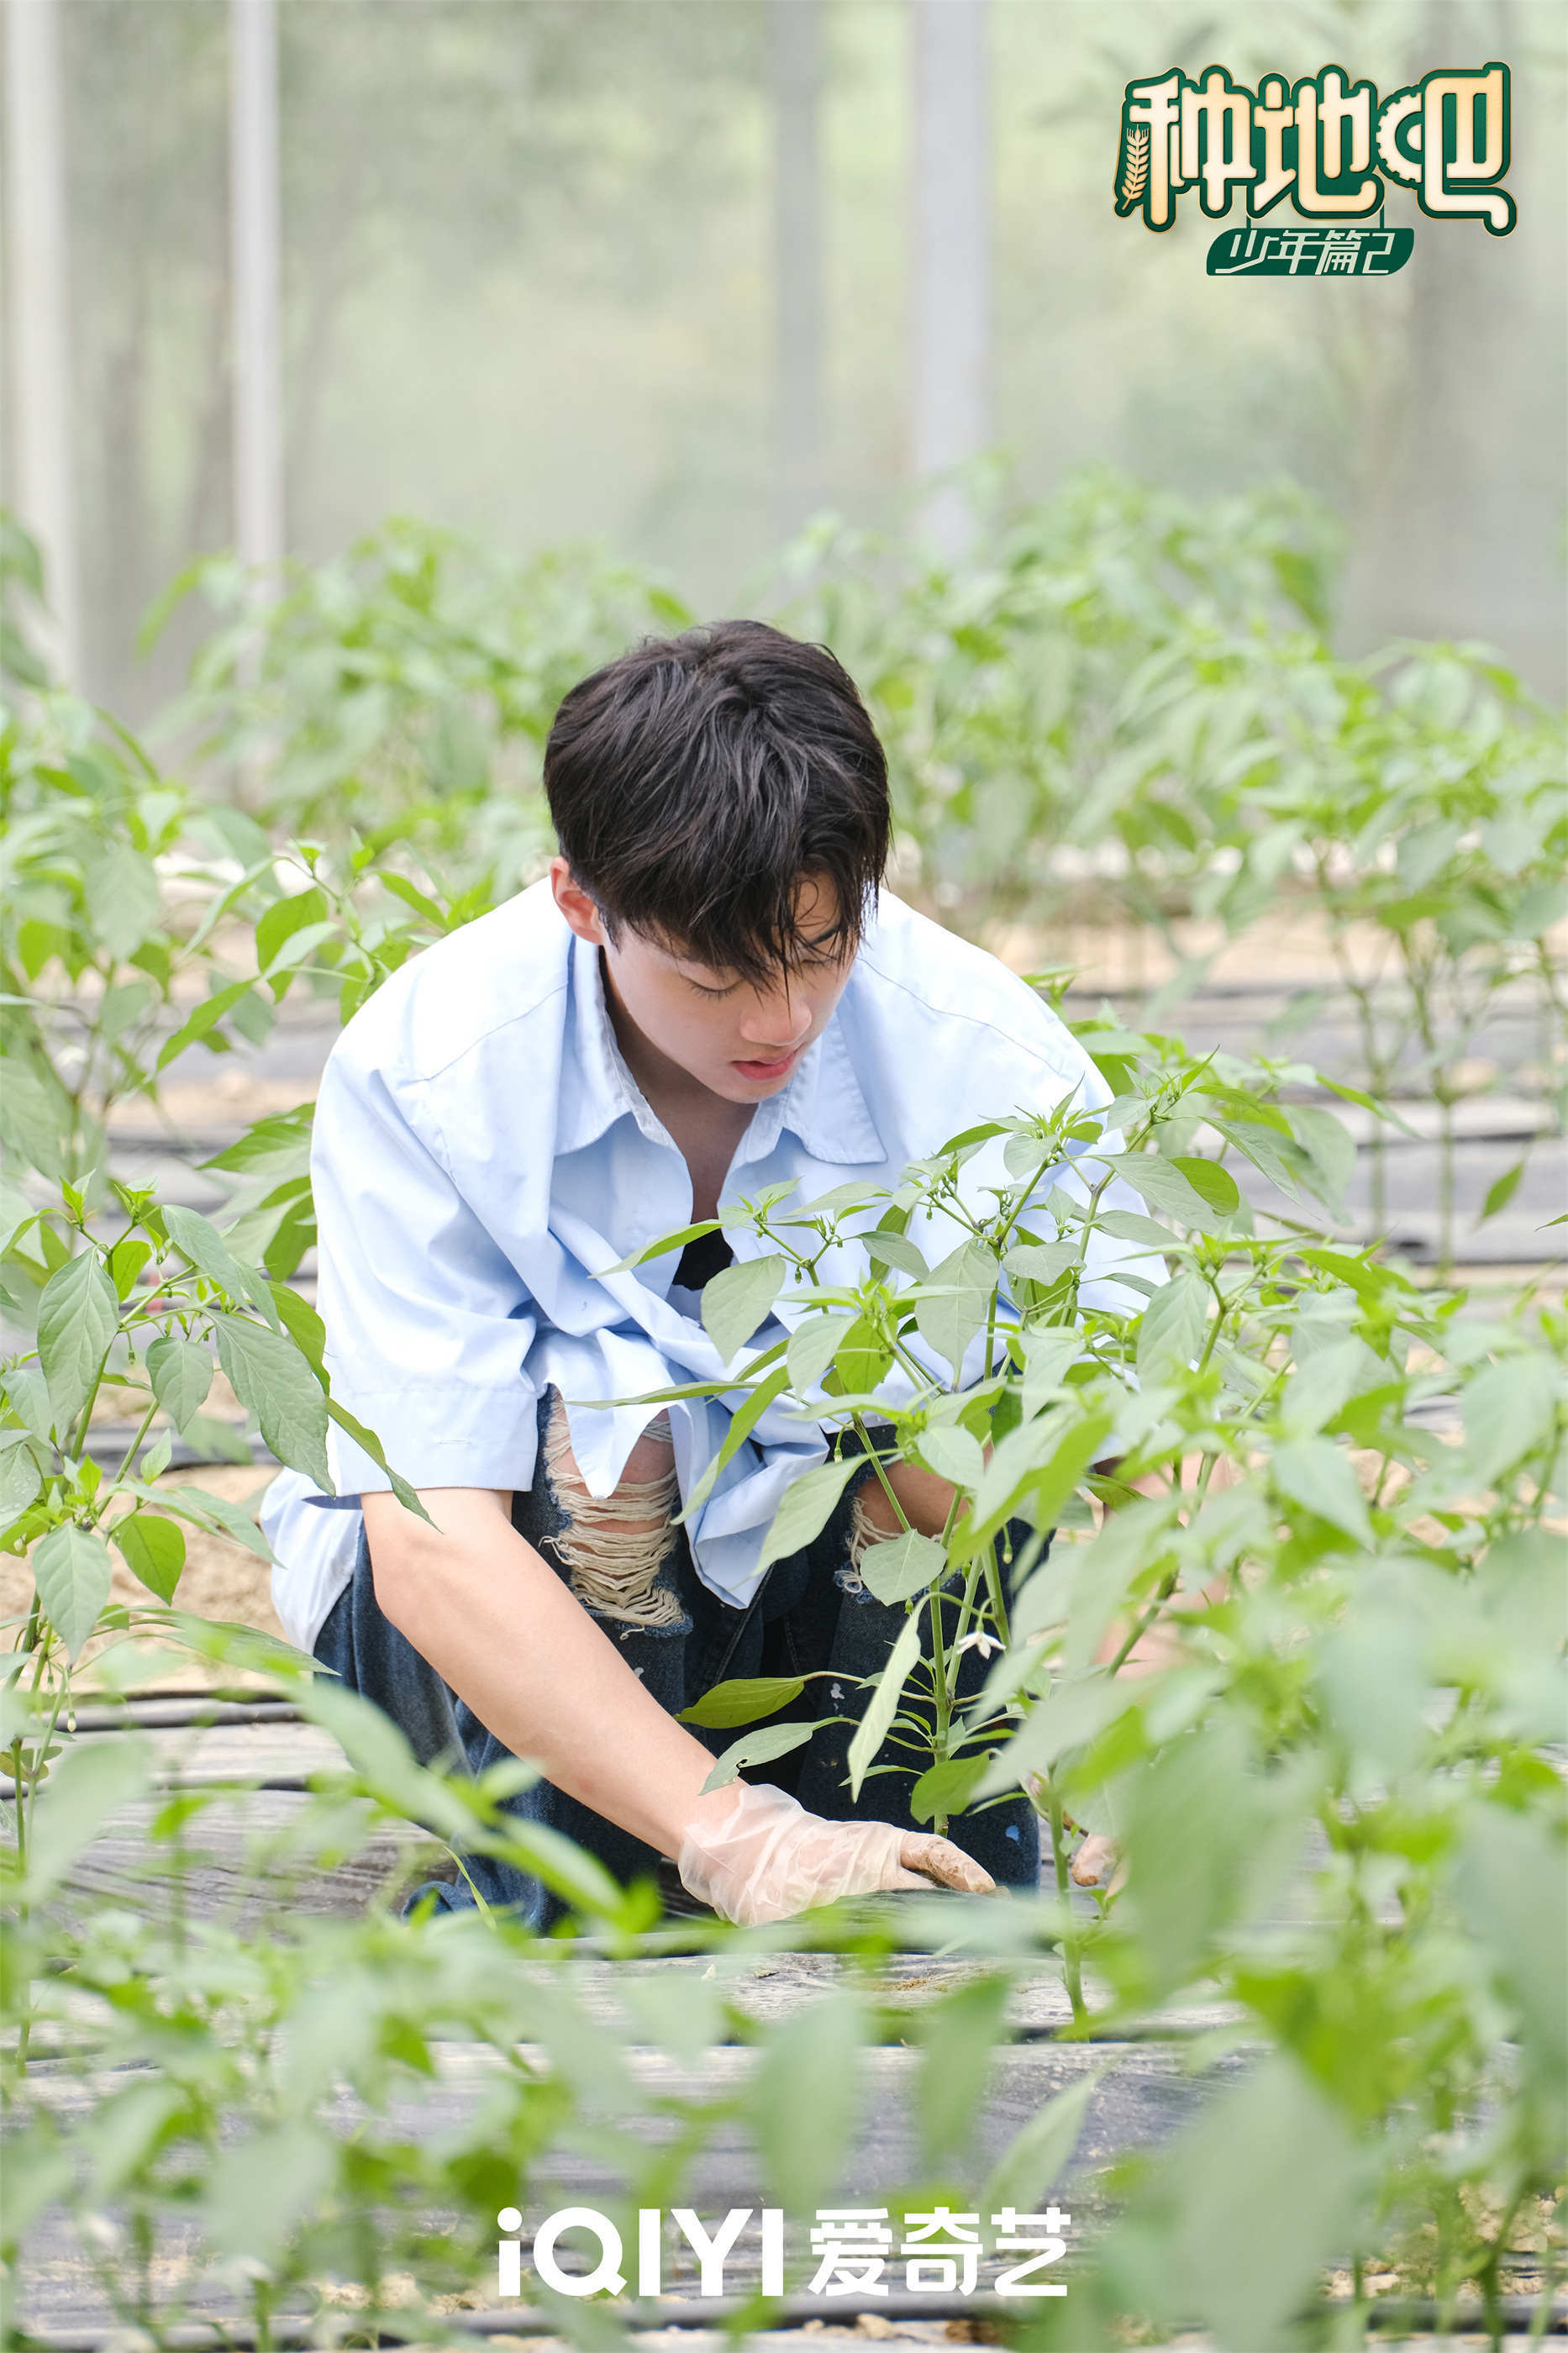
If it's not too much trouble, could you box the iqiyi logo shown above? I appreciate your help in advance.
[1115,64,1514,277]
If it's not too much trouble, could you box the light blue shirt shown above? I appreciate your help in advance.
[261,882,1161,1653]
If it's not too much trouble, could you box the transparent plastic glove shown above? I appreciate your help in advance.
[677,1779,996,1926]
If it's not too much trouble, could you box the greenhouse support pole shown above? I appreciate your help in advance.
[229,0,283,592]
[911,0,990,558]
[771,0,823,542]
[3,0,82,684]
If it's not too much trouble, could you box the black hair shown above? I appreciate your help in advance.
[542,619,890,984]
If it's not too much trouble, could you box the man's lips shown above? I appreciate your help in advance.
[731,1045,804,1082]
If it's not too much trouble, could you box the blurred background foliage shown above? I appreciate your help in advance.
[13,0,1565,723]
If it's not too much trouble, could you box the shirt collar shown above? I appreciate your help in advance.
[555,934,883,1168]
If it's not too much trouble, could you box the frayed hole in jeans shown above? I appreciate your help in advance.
[541,1393,683,1628]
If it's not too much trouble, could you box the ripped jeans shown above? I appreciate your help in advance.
[313,1387,1041,1927]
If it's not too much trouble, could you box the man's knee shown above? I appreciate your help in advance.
[541,1393,682,1628]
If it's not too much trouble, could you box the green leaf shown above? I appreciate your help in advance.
[0,1057,71,1178]
[913,1974,1011,2166]
[1123,1711,1260,1992]
[957,1405,1113,1561]
[481,1811,632,1924]
[203,2120,339,2263]
[180,1413,254,1467]
[4,1366,55,1445]
[36,1250,119,1434]
[255,886,329,976]
[0,1440,43,1524]
[754,1453,864,1577]
[324,1397,430,1520]
[377,871,445,926]
[82,840,160,960]
[787,1312,856,1396]
[267,1281,327,1372]
[162,1204,279,1328]
[139,1428,174,1481]
[601,1219,723,1274]
[859,1528,948,1605]
[754,1990,865,2215]
[1136,1269,1207,1382]
[1460,1806,1568,2077]
[1280,1338,1377,1437]
[107,1235,153,1300]
[1165,2056,1357,2353]
[915,1423,987,1489]
[974,1672,1135,1798]
[826,1313,895,1394]
[699,1718,818,1792]
[1208,1118,1317,1207]
[1004,1239,1081,1287]
[198,1103,314,1177]
[1271,1437,1372,1546]
[914,1240,999,1374]
[980,2067,1101,2218]
[155,976,256,1071]
[1021,1328,1083,1417]
[1477,1157,1526,1224]
[676,1364,792,1521]
[112,1511,186,1603]
[866,1229,929,1279]
[1170,1155,1239,1215]
[1095,1208,1179,1250]
[847,1607,924,1798]
[23,1735,154,1900]
[1464,1353,1558,1486]
[1314,1074,1418,1136]
[0,1174,39,1255]
[910,1750,992,1826]
[1113,1152,1232,1229]
[144,1335,213,1432]
[1283,1104,1356,1213]
[702,1254,787,1364]
[213,1313,331,1490]
[678,1674,806,1729]
[33,1522,114,1658]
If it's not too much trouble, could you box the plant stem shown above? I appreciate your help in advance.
[849,1413,912,1534]
[111,1393,163,1485]
[1045,1780,1087,2024]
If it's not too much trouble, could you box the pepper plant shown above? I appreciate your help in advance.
[1112,628,1568,1266]
[606,1008,1565,2344]
[0,1176,431,1892]
[151,515,694,890]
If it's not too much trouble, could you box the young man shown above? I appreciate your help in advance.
[261,620,1154,1928]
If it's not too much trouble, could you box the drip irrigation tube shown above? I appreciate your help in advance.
[10,2289,1565,2347]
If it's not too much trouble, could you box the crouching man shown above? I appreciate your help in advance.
[260,620,1150,1928]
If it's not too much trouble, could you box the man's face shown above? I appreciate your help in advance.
[550,861,856,1104]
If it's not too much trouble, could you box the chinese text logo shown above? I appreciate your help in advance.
[1115,64,1514,237]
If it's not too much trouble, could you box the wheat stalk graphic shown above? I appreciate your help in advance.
[1118,124,1150,211]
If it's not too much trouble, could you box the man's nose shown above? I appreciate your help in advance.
[738,984,813,1049]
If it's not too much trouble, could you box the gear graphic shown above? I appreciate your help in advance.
[1376,91,1423,184]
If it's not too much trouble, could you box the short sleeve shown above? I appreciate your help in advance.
[310,1032,540,1501]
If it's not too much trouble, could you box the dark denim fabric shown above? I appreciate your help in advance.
[314,1390,1041,1928]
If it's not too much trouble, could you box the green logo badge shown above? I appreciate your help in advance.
[1206,223,1415,276]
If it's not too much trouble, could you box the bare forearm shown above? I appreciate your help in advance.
[365,1498,732,1858]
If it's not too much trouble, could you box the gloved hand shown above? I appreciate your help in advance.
[677,1778,997,1926]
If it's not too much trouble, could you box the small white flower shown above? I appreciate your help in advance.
[952,1629,1001,1659]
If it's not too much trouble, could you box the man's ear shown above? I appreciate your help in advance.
[550,857,608,947]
